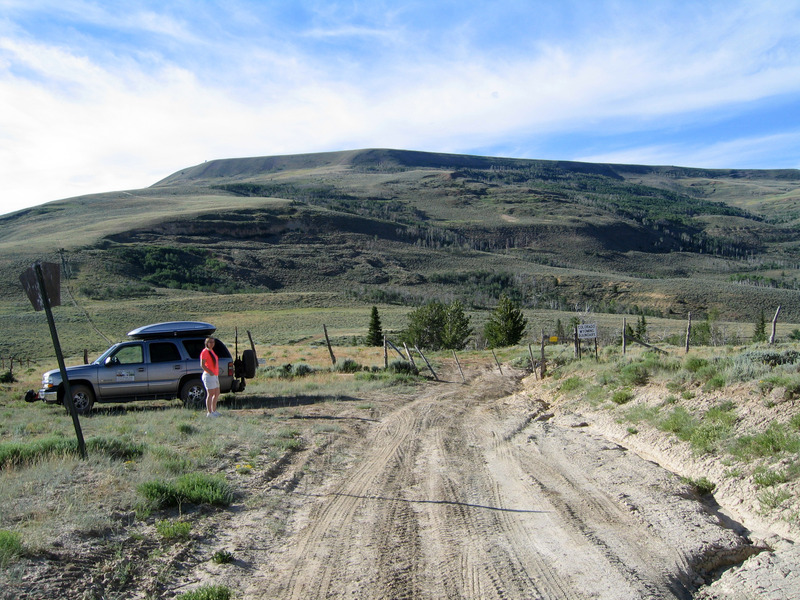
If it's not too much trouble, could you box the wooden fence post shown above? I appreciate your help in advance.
[540,332,547,379]
[685,312,692,354]
[414,345,438,381]
[528,344,537,379]
[452,350,466,384]
[622,317,627,355]
[403,343,417,369]
[770,306,781,344]
[323,324,336,366]
[491,349,503,374]
[383,335,388,369]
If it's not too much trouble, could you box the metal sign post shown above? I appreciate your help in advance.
[20,262,87,459]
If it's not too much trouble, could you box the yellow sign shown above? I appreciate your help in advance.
[549,336,559,343]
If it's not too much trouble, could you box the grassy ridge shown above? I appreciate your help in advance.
[1,148,800,361]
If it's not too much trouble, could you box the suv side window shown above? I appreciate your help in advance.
[150,342,181,363]
[113,344,144,365]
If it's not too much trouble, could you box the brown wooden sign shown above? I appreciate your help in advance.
[20,261,61,311]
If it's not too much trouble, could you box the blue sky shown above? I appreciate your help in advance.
[2,0,800,215]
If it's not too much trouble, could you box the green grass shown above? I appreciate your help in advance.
[611,389,634,405]
[177,584,233,600]
[730,422,800,460]
[156,519,192,540]
[138,473,234,509]
[0,529,24,568]
[211,549,235,564]
[0,436,145,469]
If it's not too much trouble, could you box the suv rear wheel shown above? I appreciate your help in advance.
[180,378,206,409]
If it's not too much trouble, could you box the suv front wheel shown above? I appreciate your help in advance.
[68,384,95,415]
[180,378,206,409]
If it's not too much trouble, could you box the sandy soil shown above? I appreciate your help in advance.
[4,362,797,599]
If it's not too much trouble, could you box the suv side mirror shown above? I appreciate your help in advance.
[104,356,119,367]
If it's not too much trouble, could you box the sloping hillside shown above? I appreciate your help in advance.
[2,149,800,324]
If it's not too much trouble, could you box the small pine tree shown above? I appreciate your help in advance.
[484,294,528,348]
[753,309,767,343]
[635,314,647,341]
[555,319,566,341]
[366,306,384,346]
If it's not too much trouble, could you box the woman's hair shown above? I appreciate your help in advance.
[205,337,215,346]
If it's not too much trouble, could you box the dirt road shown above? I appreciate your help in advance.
[199,366,755,599]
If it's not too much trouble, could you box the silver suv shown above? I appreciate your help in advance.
[38,321,256,413]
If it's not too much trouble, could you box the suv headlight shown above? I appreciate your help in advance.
[41,374,59,389]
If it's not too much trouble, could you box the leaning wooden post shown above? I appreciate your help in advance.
[769,306,781,344]
[403,342,417,369]
[685,312,692,354]
[491,349,503,374]
[528,344,537,379]
[30,263,87,459]
[414,345,438,381]
[540,332,547,378]
[323,324,336,366]
[622,317,627,355]
[452,349,466,383]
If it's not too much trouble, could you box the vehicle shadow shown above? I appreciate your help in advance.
[223,394,366,411]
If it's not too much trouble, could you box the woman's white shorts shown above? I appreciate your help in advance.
[202,373,220,390]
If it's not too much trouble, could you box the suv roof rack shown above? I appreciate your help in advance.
[127,321,217,339]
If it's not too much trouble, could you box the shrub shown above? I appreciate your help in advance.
[682,476,716,495]
[560,377,584,393]
[619,363,649,386]
[0,530,24,568]
[334,359,362,373]
[156,519,192,540]
[611,389,634,405]
[753,467,789,488]
[387,360,418,376]
[658,407,697,441]
[703,374,726,391]
[177,585,232,600]
[292,363,314,376]
[211,549,234,564]
[0,371,15,383]
[684,357,709,373]
[758,488,791,512]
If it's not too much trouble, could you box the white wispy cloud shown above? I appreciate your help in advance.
[1,0,799,215]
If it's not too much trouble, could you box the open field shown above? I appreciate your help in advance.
[2,342,799,599]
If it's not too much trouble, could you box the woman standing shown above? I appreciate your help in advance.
[200,337,221,417]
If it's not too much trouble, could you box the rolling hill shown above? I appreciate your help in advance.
[2,148,800,358]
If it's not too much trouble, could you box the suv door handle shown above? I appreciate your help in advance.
[174,365,182,370]
[138,368,145,372]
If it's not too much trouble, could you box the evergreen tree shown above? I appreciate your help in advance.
[403,300,472,350]
[441,300,473,351]
[555,319,566,341]
[753,309,767,343]
[366,306,383,346]
[484,294,528,348]
[635,314,647,341]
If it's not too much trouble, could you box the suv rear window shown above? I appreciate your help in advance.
[150,342,181,363]
[181,338,231,360]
